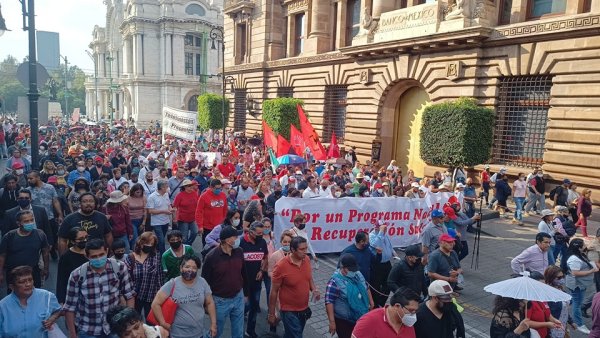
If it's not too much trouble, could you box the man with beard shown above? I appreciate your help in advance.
[39,144,65,169]
[236,177,255,212]
[2,188,51,244]
[57,192,113,255]
[0,175,20,219]
[89,156,112,182]
[414,280,465,337]
[28,171,63,258]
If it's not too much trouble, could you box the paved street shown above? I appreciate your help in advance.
[0,154,597,338]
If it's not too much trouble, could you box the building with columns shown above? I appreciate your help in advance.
[223,0,600,195]
[85,0,224,127]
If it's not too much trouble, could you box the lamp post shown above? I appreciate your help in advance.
[210,26,228,143]
[0,0,40,168]
[85,50,99,122]
[60,55,69,123]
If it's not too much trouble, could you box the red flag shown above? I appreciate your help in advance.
[230,140,239,157]
[297,105,327,160]
[276,134,291,157]
[290,124,306,157]
[327,132,340,159]
[262,120,278,154]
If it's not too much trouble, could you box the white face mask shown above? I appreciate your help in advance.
[15,169,24,175]
[537,173,544,177]
[232,219,240,227]
[335,191,342,198]
[377,189,383,194]
[401,312,418,327]
[77,166,85,172]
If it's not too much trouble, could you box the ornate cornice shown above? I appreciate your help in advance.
[119,16,222,31]
[225,52,350,73]
[490,14,600,40]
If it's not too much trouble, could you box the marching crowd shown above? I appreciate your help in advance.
[0,116,595,338]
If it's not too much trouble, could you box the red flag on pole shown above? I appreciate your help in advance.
[290,124,305,157]
[327,132,340,159]
[262,120,278,154]
[276,134,291,157]
[297,105,327,160]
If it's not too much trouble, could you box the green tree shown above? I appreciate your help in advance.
[0,55,26,112]
[262,98,304,140]
[420,97,495,167]
[197,93,230,130]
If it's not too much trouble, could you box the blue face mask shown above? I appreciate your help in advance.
[263,229,271,235]
[232,237,241,249]
[346,271,357,278]
[213,188,222,195]
[282,245,290,252]
[89,255,108,269]
[22,223,36,232]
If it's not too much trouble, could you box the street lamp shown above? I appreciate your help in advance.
[0,0,41,168]
[210,26,228,144]
[85,50,99,122]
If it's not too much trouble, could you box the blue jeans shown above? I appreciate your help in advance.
[553,242,568,262]
[115,235,130,253]
[152,224,169,255]
[465,202,475,218]
[131,218,142,248]
[177,221,198,245]
[280,310,307,338]
[214,290,244,338]
[244,284,262,335]
[569,287,586,326]
[513,197,525,221]
[548,245,556,266]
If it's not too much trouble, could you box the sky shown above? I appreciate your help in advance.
[0,0,106,74]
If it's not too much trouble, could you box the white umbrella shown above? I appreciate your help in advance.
[484,274,571,302]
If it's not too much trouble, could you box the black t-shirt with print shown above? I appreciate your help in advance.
[58,211,112,241]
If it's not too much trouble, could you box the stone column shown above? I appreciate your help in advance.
[593,0,600,12]
[123,38,130,75]
[98,53,106,78]
[286,15,294,57]
[407,0,421,7]
[136,34,144,75]
[372,0,395,19]
[305,0,331,54]
[172,34,184,76]
[165,34,173,76]
[510,0,528,23]
[336,0,348,48]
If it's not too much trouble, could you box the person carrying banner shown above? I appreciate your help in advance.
[369,220,395,307]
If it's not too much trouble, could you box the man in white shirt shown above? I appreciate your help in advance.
[141,171,157,195]
[235,178,254,212]
[146,180,173,254]
[318,179,331,198]
[302,176,320,199]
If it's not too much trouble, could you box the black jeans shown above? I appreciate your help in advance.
[371,261,392,307]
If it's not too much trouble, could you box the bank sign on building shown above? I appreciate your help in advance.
[222,0,600,195]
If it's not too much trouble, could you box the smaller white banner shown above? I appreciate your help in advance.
[162,106,198,141]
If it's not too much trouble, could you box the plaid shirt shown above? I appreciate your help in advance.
[63,259,136,335]
[125,253,163,302]
[325,278,341,304]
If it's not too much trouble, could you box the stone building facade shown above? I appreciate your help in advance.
[223,0,600,194]
[85,0,224,127]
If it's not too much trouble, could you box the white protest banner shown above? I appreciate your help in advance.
[162,106,198,141]
[274,193,453,254]
[198,152,222,166]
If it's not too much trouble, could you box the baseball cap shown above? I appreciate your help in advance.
[446,196,460,206]
[443,206,458,220]
[374,183,383,189]
[411,182,420,188]
[431,209,444,218]
[439,233,456,243]
[11,162,24,169]
[94,156,103,162]
[563,178,571,185]
[405,244,424,258]
[339,254,359,272]
[219,226,243,241]
[499,166,507,172]
[428,280,454,301]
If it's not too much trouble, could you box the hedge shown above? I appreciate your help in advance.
[262,98,304,140]
[197,93,230,130]
[420,97,495,167]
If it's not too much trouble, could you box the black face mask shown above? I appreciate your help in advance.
[114,252,125,260]
[297,223,306,230]
[142,245,153,254]
[170,241,182,250]
[274,191,282,197]
[76,241,87,249]
[96,163,103,167]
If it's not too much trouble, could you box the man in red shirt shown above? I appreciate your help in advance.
[217,155,235,178]
[352,288,420,338]
[268,236,320,338]
[195,179,228,246]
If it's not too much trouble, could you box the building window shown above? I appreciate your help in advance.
[185,35,194,46]
[185,52,193,75]
[188,95,199,112]
[185,4,206,17]
[492,76,552,168]
[345,0,361,46]
[294,13,305,56]
[528,0,566,18]
[323,85,348,143]
[277,87,294,98]
[234,89,247,131]
[236,23,247,63]
[499,0,512,25]
[195,53,201,76]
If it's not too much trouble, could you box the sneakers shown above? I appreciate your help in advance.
[577,325,590,334]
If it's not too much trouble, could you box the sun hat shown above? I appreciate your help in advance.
[107,191,128,204]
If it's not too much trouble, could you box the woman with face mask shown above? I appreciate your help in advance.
[125,232,163,320]
[489,295,531,337]
[151,254,217,337]
[56,227,89,304]
[202,209,241,255]
[544,265,572,338]
[564,238,598,334]
[325,254,374,338]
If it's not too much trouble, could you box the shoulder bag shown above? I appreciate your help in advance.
[147,279,178,326]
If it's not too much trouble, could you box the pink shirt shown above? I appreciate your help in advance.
[513,179,527,198]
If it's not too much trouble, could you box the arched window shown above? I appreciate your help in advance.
[186,3,206,16]
[188,95,199,112]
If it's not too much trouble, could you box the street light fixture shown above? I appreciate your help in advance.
[210,26,228,144]
[0,0,41,168]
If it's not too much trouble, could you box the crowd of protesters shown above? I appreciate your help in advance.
[0,115,596,338]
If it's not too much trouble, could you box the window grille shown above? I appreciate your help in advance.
[277,87,294,98]
[323,85,348,143]
[234,89,247,132]
[493,76,552,168]
[184,52,193,75]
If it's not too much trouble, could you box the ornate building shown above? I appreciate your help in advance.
[223,0,600,194]
[85,0,224,126]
